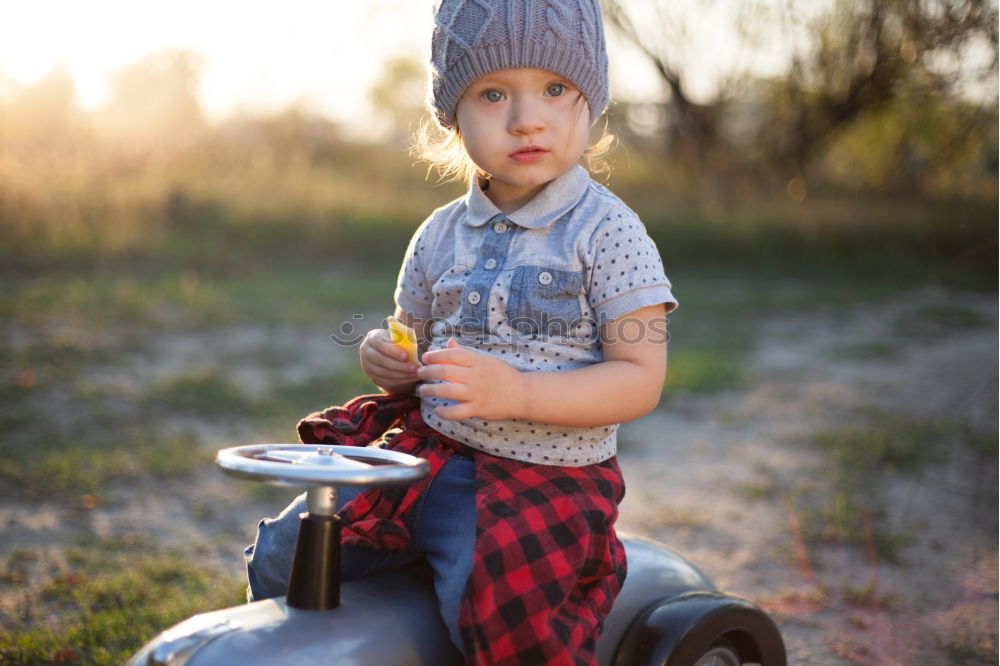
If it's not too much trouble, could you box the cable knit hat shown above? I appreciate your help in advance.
[429,0,609,129]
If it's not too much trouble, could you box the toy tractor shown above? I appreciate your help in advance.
[129,444,786,666]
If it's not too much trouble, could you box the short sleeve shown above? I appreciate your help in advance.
[393,217,435,320]
[586,210,677,324]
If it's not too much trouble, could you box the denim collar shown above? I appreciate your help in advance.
[463,165,590,229]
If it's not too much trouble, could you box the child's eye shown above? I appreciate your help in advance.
[545,83,566,97]
[481,89,505,103]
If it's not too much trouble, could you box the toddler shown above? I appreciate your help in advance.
[244,1,677,663]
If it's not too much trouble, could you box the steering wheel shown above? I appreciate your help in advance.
[216,444,430,515]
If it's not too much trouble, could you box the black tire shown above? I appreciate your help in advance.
[610,592,785,666]
[693,638,742,666]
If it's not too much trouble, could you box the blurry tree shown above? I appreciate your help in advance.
[604,0,998,192]
[219,105,342,166]
[368,55,426,145]
[818,88,997,197]
[603,0,723,163]
[0,64,77,146]
[760,0,998,171]
[95,50,206,150]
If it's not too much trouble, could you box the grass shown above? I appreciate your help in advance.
[738,479,778,501]
[145,369,259,416]
[894,302,994,341]
[651,507,709,530]
[0,361,377,501]
[790,407,990,563]
[143,359,380,428]
[665,345,751,394]
[0,535,245,666]
[939,634,1000,665]
[0,259,391,500]
[0,264,382,658]
[640,193,997,293]
[259,363,379,423]
[810,407,951,473]
[655,263,942,396]
[963,428,999,458]
[2,264,398,332]
[0,428,207,501]
[0,330,211,499]
[828,341,900,361]
[841,579,899,610]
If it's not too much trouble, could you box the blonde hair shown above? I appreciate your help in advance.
[412,115,616,186]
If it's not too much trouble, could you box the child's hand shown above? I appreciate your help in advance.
[359,327,421,394]
[416,338,523,421]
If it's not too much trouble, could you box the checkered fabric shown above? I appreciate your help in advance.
[297,393,627,665]
[298,393,452,550]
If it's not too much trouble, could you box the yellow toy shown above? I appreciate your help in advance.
[387,316,420,365]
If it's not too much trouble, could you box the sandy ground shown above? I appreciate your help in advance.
[3,288,997,664]
[617,288,998,665]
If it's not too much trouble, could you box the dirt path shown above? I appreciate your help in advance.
[617,288,998,664]
[4,288,997,664]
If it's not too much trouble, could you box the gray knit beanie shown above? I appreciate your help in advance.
[429,0,609,129]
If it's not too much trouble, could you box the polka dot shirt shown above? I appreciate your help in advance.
[395,166,676,467]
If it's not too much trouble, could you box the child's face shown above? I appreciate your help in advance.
[456,68,590,211]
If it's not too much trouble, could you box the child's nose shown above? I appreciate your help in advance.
[508,98,543,136]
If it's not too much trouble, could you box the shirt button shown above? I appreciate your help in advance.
[484,258,497,270]
[431,321,447,337]
[538,271,553,285]
[467,291,481,305]
[493,221,508,234]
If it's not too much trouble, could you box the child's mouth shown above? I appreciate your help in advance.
[510,146,548,163]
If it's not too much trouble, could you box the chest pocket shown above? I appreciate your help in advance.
[508,266,585,335]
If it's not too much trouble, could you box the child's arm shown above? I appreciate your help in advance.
[359,309,430,395]
[416,304,668,426]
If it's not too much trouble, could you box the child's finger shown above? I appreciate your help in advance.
[375,333,418,365]
[416,363,469,382]
[418,381,467,402]
[433,402,472,421]
[365,363,420,388]
[375,366,421,381]
[371,331,414,362]
[363,343,420,374]
[362,341,404,368]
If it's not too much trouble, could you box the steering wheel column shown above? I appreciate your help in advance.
[288,486,343,611]
[216,444,430,612]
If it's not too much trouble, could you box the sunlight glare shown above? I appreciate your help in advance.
[0,0,431,131]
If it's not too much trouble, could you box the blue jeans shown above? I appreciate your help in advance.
[244,455,476,649]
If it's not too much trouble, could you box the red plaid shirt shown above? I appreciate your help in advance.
[298,393,627,666]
